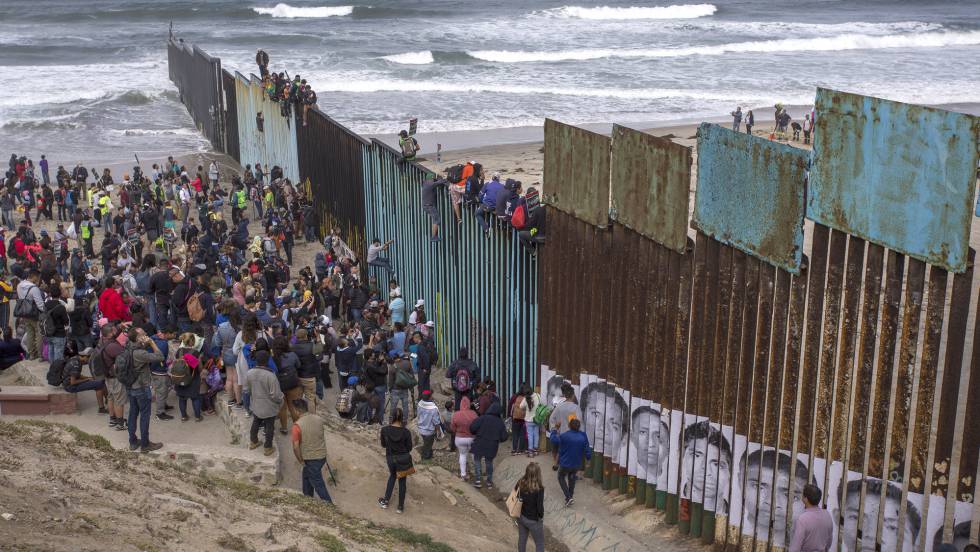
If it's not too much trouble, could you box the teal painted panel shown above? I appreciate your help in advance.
[693,123,808,273]
[808,88,980,273]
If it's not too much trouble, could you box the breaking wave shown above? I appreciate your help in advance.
[252,4,356,18]
[539,4,717,20]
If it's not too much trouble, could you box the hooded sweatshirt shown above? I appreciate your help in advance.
[450,396,478,438]
[380,424,413,459]
[469,402,508,459]
[417,398,440,436]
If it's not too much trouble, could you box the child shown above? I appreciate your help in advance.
[442,400,456,452]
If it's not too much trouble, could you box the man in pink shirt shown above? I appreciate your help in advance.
[789,483,833,552]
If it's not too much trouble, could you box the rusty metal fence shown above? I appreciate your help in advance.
[540,90,980,552]
[167,38,224,152]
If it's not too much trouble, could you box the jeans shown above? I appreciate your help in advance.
[350,308,363,322]
[511,419,526,452]
[250,415,275,448]
[733,121,741,132]
[517,516,545,552]
[2,208,14,230]
[473,455,493,483]
[48,336,67,363]
[383,458,407,510]
[303,458,332,502]
[304,225,317,242]
[421,433,435,460]
[176,316,193,334]
[20,318,40,359]
[455,436,473,477]
[368,258,395,278]
[558,467,578,500]
[151,373,172,414]
[255,200,263,220]
[526,421,540,451]
[127,386,153,448]
[178,396,202,418]
[474,204,491,232]
[154,300,171,328]
[389,389,409,422]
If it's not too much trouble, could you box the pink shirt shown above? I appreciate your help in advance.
[789,506,834,552]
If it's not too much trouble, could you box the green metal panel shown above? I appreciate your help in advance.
[610,125,692,253]
[543,118,611,228]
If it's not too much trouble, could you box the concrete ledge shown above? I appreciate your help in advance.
[14,360,49,387]
[145,443,279,486]
[0,385,78,415]
[215,391,281,485]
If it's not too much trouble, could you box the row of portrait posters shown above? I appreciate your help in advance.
[539,365,976,551]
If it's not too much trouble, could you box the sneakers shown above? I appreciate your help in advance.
[473,479,482,489]
[485,481,494,489]
[97,407,108,414]
[263,447,275,456]
[249,441,260,450]
[156,413,174,421]
[227,399,237,406]
[129,442,140,451]
[164,404,174,411]
[396,508,403,514]
[180,416,190,422]
[565,497,575,507]
[195,416,204,422]
[141,442,164,453]
[378,498,389,509]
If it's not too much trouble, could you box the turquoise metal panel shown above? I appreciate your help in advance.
[235,73,266,174]
[808,88,980,273]
[257,79,299,183]
[693,123,808,273]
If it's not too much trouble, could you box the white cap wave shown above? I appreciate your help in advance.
[540,4,717,20]
[381,51,435,65]
[468,29,980,63]
[253,3,355,18]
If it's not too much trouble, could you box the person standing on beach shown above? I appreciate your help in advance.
[39,155,49,185]
[803,114,813,145]
[731,107,742,133]
[745,110,754,135]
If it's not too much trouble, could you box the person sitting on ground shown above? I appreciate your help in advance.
[0,327,26,373]
[62,347,106,404]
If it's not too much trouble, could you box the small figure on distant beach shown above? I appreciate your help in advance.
[745,110,754,135]
[803,113,813,144]
[731,106,742,133]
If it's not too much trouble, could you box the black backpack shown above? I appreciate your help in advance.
[445,164,464,183]
[40,303,59,338]
[46,359,67,387]
[115,347,138,387]
[464,175,483,204]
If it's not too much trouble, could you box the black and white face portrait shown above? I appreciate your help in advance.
[837,478,920,552]
[546,375,565,406]
[657,413,671,488]
[580,381,629,456]
[933,521,972,552]
[739,449,809,546]
[681,420,732,514]
[630,405,661,478]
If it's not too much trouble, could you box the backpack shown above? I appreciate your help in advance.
[445,164,464,183]
[135,270,151,295]
[395,367,417,390]
[14,286,40,319]
[40,303,59,337]
[115,347,138,387]
[89,341,109,378]
[532,403,552,426]
[336,388,354,414]
[511,203,527,230]
[512,397,527,420]
[464,175,482,203]
[170,358,193,387]
[187,291,205,322]
[46,359,67,387]
[453,369,471,393]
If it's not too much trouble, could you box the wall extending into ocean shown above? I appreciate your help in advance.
[168,37,980,552]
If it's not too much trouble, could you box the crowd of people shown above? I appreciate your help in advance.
[256,49,318,126]
[731,104,814,145]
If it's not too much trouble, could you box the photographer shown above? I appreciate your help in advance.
[335,325,362,390]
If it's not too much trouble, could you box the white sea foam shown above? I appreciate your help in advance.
[541,4,717,20]
[381,51,435,65]
[468,30,980,62]
[108,128,201,137]
[252,3,355,18]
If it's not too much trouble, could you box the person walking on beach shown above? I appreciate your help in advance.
[803,113,813,145]
[379,407,414,513]
[745,110,754,135]
[291,398,333,504]
[513,462,546,552]
[731,106,742,133]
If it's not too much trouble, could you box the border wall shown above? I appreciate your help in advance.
[167,37,980,551]
[167,38,538,402]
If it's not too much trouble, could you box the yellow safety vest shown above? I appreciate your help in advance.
[98,196,109,215]
[236,190,247,209]
[81,223,91,239]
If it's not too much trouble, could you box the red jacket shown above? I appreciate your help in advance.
[99,287,131,322]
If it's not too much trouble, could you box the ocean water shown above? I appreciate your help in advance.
[2,0,979,163]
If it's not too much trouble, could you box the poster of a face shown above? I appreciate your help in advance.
[680,419,732,515]
[580,378,630,456]
[540,365,565,407]
[738,448,809,547]
[660,409,681,493]
[628,398,656,480]
[932,520,973,551]
[615,386,630,467]
[578,374,597,446]
[835,476,922,552]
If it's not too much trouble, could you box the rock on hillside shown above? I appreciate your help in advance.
[0,419,456,552]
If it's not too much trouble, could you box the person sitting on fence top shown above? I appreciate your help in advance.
[256,49,270,79]
[475,173,506,234]
[399,130,420,162]
[516,186,545,254]
[495,179,520,223]
[301,84,317,127]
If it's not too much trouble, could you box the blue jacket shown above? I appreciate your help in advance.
[480,179,505,210]
[549,429,591,469]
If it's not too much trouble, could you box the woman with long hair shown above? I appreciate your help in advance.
[378,407,413,514]
[523,384,542,458]
[271,335,303,432]
[214,299,242,406]
[173,332,205,422]
[233,312,267,416]
[514,462,545,552]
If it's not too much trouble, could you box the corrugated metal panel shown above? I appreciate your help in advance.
[221,69,239,162]
[234,73,267,173]
[167,39,223,151]
[610,125,691,253]
[296,108,369,256]
[543,118,611,228]
[693,123,808,274]
[258,81,299,183]
[808,88,980,273]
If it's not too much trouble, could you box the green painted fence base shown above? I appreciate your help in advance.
[645,484,657,508]
[634,478,645,503]
[701,510,716,544]
[603,458,614,490]
[690,502,703,537]
[618,471,628,495]
[665,494,679,524]
[584,454,595,479]
[656,489,668,511]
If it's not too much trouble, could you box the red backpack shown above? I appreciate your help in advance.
[511,204,527,230]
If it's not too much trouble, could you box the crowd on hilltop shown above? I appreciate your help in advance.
[256,49,318,126]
